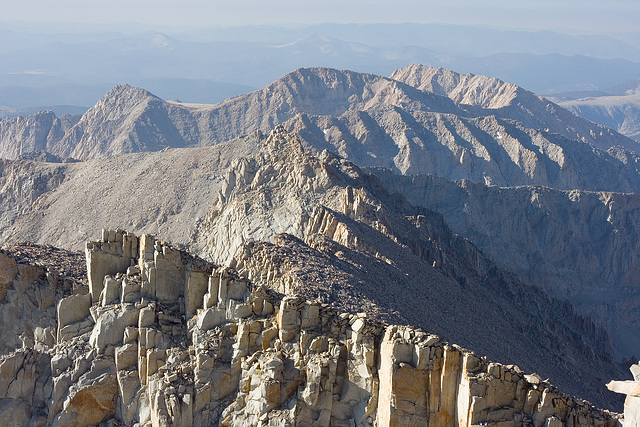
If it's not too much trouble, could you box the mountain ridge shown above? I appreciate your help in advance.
[2,66,640,194]
[0,128,627,411]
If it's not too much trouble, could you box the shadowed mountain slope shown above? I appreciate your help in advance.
[0,128,629,409]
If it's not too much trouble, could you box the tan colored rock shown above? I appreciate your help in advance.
[154,245,186,303]
[57,293,91,342]
[609,380,640,397]
[0,231,622,426]
[89,305,139,352]
[86,240,134,304]
[55,373,117,427]
[101,276,121,306]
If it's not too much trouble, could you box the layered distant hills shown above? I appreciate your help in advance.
[556,79,640,141]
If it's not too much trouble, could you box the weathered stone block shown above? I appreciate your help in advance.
[101,276,121,306]
[154,247,186,303]
[116,343,138,370]
[90,305,139,352]
[186,270,208,318]
[86,243,133,304]
[197,307,226,331]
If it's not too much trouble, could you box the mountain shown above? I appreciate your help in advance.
[559,88,640,141]
[0,129,628,418]
[5,67,640,360]
[0,110,79,159]
[3,66,640,194]
[4,64,640,417]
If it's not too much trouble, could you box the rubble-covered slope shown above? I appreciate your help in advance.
[371,169,640,360]
[0,132,263,251]
[0,228,625,426]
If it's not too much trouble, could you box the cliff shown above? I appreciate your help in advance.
[0,230,623,426]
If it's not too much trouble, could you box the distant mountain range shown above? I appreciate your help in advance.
[2,66,639,189]
[555,80,640,141]
[2,65,640,375]
[1,22,640,113]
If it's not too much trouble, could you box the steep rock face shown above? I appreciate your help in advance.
[0,111,79,160]
[371,169,640,359]
[0,231,624,425]
[391,64,638,152]
[0,159,67,232]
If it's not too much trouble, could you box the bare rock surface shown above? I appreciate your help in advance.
[0,110,79,159]
[391,64,639,152]
[559,89,640,141]
[0,228,626,425]
[0,128,633,406]
[608,362,640,427]
[3,66,640,193]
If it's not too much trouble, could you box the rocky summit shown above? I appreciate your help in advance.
[0,228,623,426]
[1,64,640,425]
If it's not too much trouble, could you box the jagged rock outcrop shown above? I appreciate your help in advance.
[197,129,627,408]
[0,245,84,357]
[608,363,640,426]
[0,128,631,409]
[0,231,624,425]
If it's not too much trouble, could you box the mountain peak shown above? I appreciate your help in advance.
[391,64,523,109]
[100,84,159,103]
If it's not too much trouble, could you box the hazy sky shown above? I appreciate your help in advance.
[2,0,640,35]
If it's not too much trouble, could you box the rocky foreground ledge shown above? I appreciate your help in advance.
[0,230,624,426]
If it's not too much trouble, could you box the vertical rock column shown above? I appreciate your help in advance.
[85,229,138,304]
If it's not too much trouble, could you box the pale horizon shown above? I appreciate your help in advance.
[2,0,639,36]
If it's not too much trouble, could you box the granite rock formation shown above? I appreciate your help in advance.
[0,230,624,425]
[0,128,632,406]
[608,363,640,427]
[1,125,640,365]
